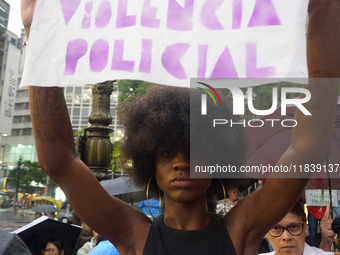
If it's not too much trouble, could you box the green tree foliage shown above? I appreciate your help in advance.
[117,80,150,104]
[106,80,150,173]
[74,128,86,136]
[110,140,122,173]
[8,160,47,188]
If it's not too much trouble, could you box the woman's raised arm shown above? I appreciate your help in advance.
[227,0,340,253]
[22,1,151,254]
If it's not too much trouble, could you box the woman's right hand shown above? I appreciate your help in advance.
[21,0,37,37]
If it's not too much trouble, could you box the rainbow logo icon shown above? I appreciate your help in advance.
[196,82,223,106]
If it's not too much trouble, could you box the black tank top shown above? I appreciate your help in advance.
[143,213,236,255]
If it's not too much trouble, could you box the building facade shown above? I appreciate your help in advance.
[2,83,122,172]
[0,0,9,85]
[0,0,22,178]
[0,2,123,203]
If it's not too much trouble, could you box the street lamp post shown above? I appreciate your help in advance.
[72,81,115,225]
[83,81,114,181]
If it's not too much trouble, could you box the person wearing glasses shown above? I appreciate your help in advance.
[262,202,334,255]
[42,238,68,255]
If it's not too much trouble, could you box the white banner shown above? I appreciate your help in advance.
[21,0,309,88]
[0,44,20,135]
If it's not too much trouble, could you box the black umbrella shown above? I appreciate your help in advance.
[12,216,82,255]
[100,176,144,196]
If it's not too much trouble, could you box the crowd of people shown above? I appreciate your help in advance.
[2,0,339,254]
[1,198,339,254]
[71,200,340,255]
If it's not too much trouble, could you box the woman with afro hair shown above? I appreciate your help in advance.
[22,0,340,254]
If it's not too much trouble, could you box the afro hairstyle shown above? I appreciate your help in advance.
[118,84,250,197]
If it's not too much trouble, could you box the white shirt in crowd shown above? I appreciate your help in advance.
[260,243,334,255]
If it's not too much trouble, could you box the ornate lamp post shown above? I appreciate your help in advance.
[83,81,114,181]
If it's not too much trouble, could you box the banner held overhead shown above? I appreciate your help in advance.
[21,0,309,87]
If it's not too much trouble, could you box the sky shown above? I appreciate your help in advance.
[7,0,23,37]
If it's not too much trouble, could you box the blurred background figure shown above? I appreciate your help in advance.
[75,223,94,252]
[207,194,218,213]
[216,186,240,215]
[87,235,119,255]
[49,212,57,220]
[226,187,239,209]
[77,231,99,255]
[35,212,42,219]
[42,238,69,255]
[307,205,326,247]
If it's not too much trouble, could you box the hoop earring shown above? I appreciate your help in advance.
[219,179,226,200]
[146,176,162,218]
[219,179,227,213]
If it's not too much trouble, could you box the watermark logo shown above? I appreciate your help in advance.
[197,82,311,116]
[196,80,312,128]
[196,82,222,115]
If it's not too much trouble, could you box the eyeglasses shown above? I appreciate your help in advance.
[268,223,304,237]
[42,248,55,254]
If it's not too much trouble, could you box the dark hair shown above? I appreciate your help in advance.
[43,238,68,255]
[96,235,107,244]
[35,212,42,217]
[290,202,306,223]
[118,84,249,198]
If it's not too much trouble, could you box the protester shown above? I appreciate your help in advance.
[87,236,119,255]
[21,0,340,254]
[226,187,240,214]
[207,194,218,213]
[307,206,327,247]
[75,223,94,251]
[216,186,240,215]
[227,187,239,207]
[319,204,337,251]
[42,238,68,255]
[49,212,57,220]
[77,231,99,255]
[262,203,335,255]
[35,212,42,219]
